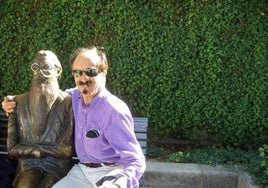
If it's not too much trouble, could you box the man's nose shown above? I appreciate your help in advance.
[80,72,90,80]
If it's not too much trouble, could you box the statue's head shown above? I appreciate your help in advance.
[30,50,62,81]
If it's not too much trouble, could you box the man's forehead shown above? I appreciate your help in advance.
[73,54,97,68]
[79,50,99,63]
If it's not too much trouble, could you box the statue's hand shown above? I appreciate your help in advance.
[32,148,41,158]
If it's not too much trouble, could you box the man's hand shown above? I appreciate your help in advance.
[98,184,120,188]
[1,96,16,116]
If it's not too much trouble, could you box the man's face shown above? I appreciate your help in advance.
[72,52,105,101]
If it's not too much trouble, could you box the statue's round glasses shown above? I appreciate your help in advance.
[72,67,99,77]
[31,63,53,72]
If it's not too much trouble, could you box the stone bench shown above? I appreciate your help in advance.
[142,162,257,188]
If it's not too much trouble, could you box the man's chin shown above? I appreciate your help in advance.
[82,89,89,95]
[80,89,99,99]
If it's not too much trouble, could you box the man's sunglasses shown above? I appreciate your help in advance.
[72,67,99,77]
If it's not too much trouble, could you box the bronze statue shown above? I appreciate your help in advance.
[7,50,74,188]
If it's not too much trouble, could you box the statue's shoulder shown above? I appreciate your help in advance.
[14,92,29,103]
[58,90,72,102]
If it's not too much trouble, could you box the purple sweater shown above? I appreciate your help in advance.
[66,87,146,187]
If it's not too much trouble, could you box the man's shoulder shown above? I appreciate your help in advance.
[58,90,72,102]
[103,92,130,113]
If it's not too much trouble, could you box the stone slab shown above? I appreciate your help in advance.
[142,162,258,188]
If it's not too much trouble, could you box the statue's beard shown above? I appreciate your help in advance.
[31,76,57,96]
[29,76,59,113]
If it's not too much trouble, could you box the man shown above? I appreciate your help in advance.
[2,46,146,188]
[6,50,74,188]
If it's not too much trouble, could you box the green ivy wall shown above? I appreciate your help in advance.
[0,0,267,149]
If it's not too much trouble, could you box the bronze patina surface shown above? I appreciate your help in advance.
[7,51,74,188]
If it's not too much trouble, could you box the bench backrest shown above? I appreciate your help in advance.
[0,111,8,154]
[133,117,148,156]
[0,111,148,156]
